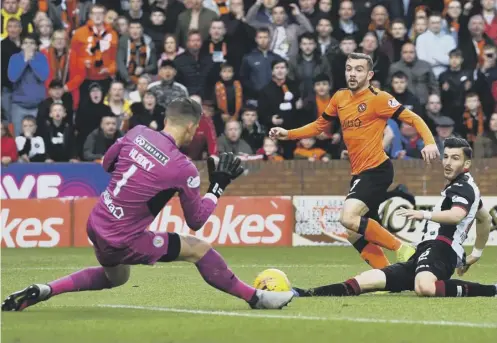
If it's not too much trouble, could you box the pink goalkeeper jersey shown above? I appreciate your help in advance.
[88,125,217,247]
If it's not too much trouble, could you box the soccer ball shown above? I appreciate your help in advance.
[253,269,291,292]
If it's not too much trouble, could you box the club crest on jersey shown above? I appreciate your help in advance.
[134,135,169,166]
[357,103,367,112]
[153,235,165,248]
[388,98,400,108]
[187,176,201,188]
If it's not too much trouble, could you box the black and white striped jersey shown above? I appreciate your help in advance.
[422,172,480,261]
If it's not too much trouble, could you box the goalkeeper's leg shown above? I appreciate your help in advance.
[173,234,293,309]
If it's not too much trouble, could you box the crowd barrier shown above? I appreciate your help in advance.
[2,196,496,248]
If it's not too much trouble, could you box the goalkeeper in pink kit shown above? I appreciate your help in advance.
[2,98,294,311]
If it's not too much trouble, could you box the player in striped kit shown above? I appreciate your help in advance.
[293,137,496,298]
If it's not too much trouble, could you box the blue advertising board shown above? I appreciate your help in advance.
[1,163,110,199]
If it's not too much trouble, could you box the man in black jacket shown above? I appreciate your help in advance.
[240,28,279,101]
[388,71,423,117]
[288,33,331,99]
[332,0,363,43]
[83,114,122,161]
[258,59,299,158]
[240,105,266,153]
[357,32,390,87]
[220,1,256,74]
[458,14,495,70]
[439,48,494,125]
[327,35,357,92]
[74,83,112,157]
[174,29,214,97]
[387,0,422,30]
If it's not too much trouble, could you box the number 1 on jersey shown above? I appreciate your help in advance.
[113,165,138,196]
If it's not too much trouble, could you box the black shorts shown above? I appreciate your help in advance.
[346,159,394,221]
[381,240,458,293]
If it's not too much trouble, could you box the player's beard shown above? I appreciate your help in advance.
[347,77,368,91]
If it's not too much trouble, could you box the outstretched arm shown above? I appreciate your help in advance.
[286,93,338,140]
[287,115,334,140]
[376,92,438,161]
[397,109,435,146]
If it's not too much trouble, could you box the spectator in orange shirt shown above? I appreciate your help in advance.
[71,4,118,106]
[42,29,85,111]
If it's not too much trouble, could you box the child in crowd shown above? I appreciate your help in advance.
[16,115,46,162]
[294,137,331,162]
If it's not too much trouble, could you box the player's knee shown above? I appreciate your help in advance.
[354,269,386,291]
[185,235,212,263]
[339,212,359,231]
[112,271,130,287]
[105,265,130,287]
[414,281,436,297]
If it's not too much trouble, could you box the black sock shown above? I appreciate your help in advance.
[435,280,497,297]
[301,279,361,297]
[352,235,368,253]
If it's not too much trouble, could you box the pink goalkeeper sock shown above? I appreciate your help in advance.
[195,249,256,302]
[48,267,114,296]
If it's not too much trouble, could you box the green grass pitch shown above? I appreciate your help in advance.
[2,246,496,343]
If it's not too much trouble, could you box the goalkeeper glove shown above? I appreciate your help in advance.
[207,152,244,198]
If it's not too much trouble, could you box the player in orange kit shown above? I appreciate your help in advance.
[270,53,440,268]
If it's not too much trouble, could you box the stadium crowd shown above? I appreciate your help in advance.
[2,0,497,166]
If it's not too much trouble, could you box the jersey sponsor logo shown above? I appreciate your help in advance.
[134,135,169,166]
[129,148,156,171]
[102,190,124,219]
[341,118,362,130]
[187,176,201,188]
[388,98,400,108]
[357,103,367,112]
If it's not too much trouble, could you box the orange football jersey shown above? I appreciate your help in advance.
[287,86,435,175]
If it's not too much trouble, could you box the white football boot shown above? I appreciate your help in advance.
[249,290,294,309]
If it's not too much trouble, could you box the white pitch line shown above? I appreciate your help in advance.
[99,304,497,329]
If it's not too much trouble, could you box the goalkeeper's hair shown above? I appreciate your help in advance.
[165,97,203,126]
